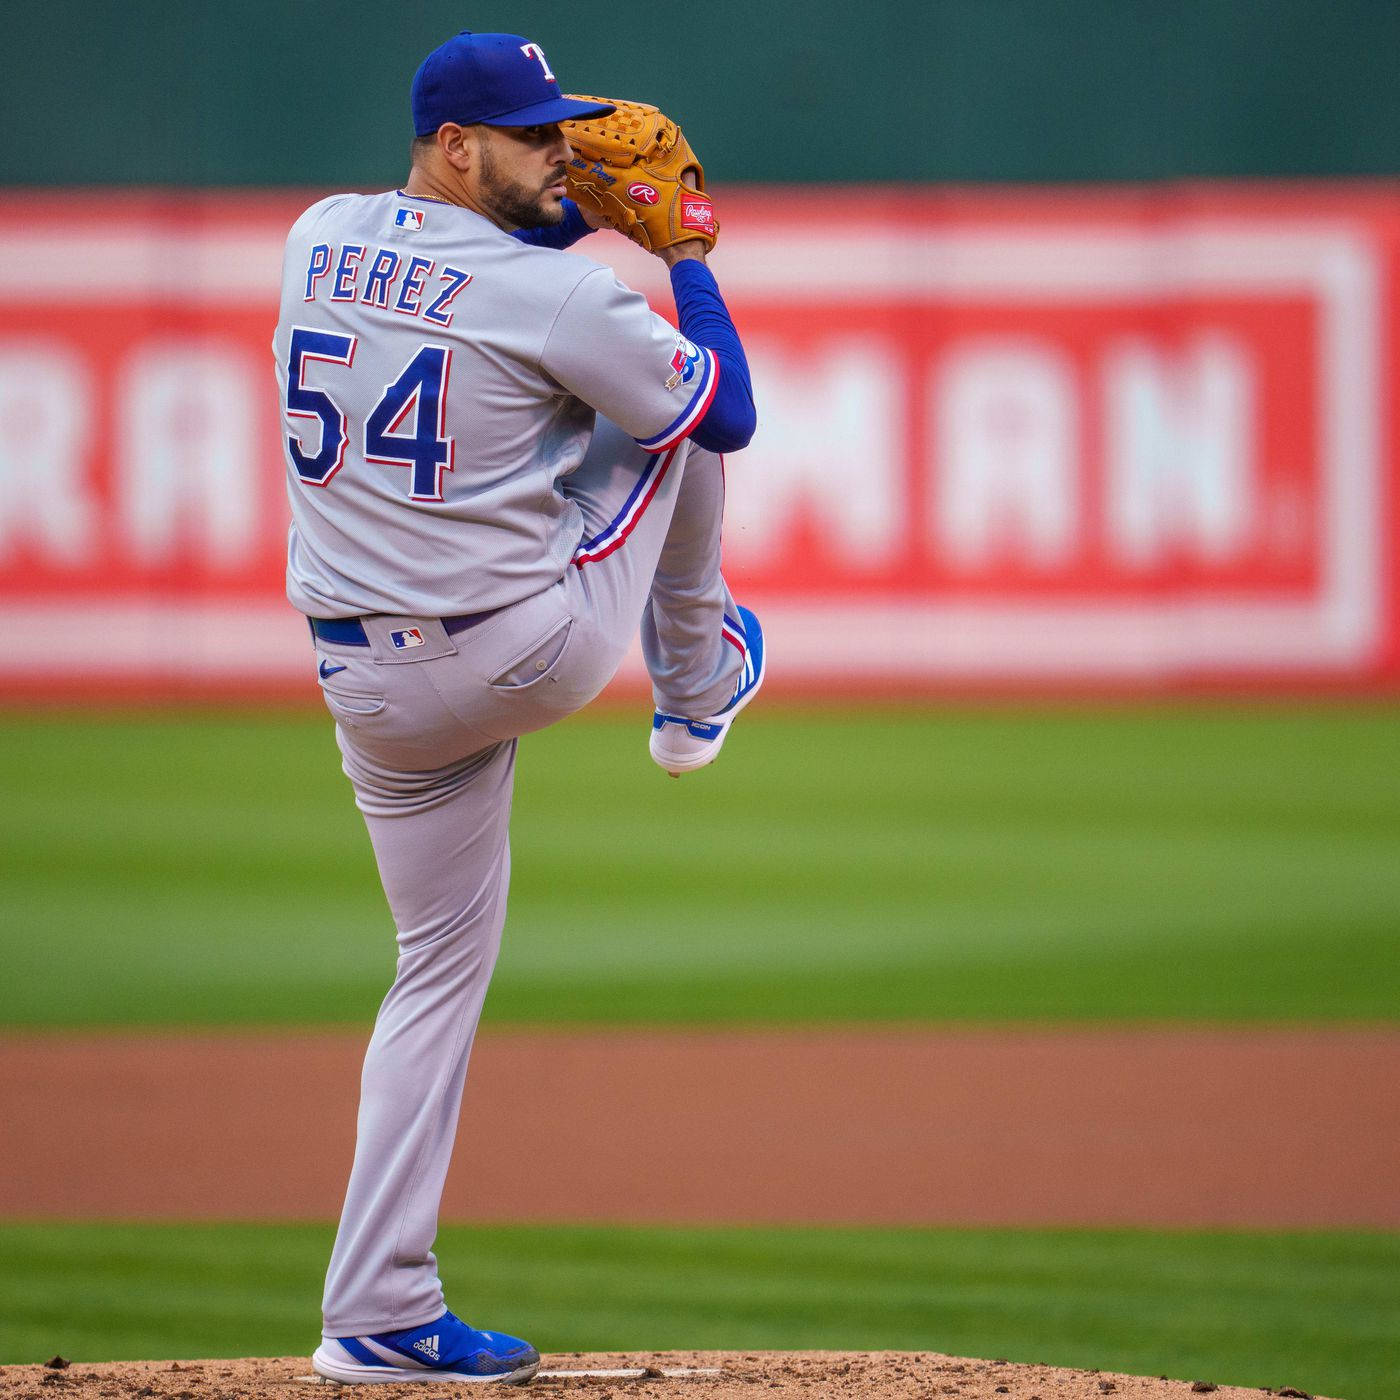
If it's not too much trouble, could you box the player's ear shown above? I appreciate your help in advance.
[436,123,474,173]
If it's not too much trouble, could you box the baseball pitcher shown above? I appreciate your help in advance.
[272,29,764,1387]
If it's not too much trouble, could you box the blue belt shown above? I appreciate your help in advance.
[308,610,498,647]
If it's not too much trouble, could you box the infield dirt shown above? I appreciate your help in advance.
[0,1354,1339,1400]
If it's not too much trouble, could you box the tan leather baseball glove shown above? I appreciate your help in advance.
[560,97,718,254]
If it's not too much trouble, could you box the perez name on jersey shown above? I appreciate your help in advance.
[303,242,474,328]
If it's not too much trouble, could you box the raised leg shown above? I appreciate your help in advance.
[561,423,740,719]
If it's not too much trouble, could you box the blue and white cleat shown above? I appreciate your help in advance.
[650,605,766,776]
[312,1309,540,1385]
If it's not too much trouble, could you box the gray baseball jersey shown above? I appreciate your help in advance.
[274,190,718,618]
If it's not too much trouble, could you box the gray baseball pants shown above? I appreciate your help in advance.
[313,422,740,1336]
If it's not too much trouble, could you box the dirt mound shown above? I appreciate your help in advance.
[0,1354,1334,1400]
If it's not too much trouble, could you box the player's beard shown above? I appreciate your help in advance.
[479,143,567,229]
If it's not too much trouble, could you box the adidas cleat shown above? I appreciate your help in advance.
[312,1310,540,1385]
[650,604,766,776]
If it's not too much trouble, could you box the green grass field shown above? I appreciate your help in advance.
[2,705,1398,1028]
[3,706,1397,1398]
[1,1223,1396,1399]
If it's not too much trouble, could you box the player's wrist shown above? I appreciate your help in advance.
[576,200,612,232]
[659,240,708,267]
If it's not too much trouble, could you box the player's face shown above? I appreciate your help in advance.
[475,124,572,230]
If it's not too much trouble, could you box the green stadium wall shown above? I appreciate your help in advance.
[3,0,1399,188]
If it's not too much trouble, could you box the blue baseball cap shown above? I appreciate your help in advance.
[411,32,614,136]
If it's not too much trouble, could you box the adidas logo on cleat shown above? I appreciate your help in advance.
[412,1336,440,1361]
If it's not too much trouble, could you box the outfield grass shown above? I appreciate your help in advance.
[0,1223,1394,1399]
[2,705,1397,1027]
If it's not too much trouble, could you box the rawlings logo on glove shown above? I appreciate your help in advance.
[680,197,715,235]
[560,97,718,254]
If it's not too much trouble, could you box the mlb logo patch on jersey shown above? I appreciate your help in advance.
[395,207,425,231]
[390,627,426,649]
[666,336,703,391]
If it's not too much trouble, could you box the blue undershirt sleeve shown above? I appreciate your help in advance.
[668,258,757,454]
[511,200,591,250]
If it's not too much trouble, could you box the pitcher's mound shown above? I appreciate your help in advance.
[0,1353,1333,1400]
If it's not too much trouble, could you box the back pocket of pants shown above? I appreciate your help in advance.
[321,685,388,725]
[488,617,573,690]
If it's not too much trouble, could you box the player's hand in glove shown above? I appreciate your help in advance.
[560,98,718,257]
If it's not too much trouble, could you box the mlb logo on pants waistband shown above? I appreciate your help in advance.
[390,627,425,649]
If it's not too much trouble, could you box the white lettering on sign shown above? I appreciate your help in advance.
[724,340,903,569]
[116,343,260,566]
[1104,334,1253,566]
[932,342,1078,570]
[0,342,95,564]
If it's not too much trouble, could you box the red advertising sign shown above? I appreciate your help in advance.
[0,186,1395,695]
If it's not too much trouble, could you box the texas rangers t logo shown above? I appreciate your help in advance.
[518,43,555,80]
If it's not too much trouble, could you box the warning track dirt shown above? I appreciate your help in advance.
[2,1028,1396,1227]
